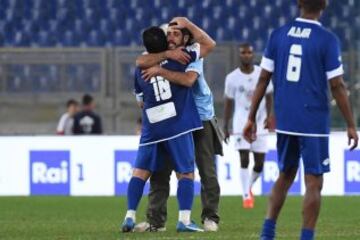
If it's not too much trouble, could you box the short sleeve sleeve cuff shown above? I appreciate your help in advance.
[224,92,234,99]
[224,77,235,99]
[135,92,143,102]
[185,67,201,75]
[260,56,274,73]
[326,65,344,80]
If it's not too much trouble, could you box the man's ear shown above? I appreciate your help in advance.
[183,35,190,45]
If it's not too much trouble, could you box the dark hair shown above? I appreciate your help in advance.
[142,26,168,53]
[66,99,78,108]
[238,42,253,50]
[82,94,93,106]
[298,0,327,13]
[168,22,194,46]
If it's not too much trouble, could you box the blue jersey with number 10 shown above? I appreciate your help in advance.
[260,18,344,136]
[134,44,202,146]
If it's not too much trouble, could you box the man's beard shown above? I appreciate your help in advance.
[168,39,186,49]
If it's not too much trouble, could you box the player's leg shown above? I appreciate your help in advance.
[266,168,298,219]
[247,151,265,207]
[176,171,196,228]
[142,154,172,232]
[260,168,298,240]
[252,152,265,187]
[260,133,300,240]
[301,174,323,239]
[192,121,220,231]
[166,133,203,232]
[122,168,152,232]
[122,144,159,232]
[239,150,252,208]
[299,136,329,240]
[250,134,267,190]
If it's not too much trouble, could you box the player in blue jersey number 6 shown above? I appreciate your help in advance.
[243,0,358,239]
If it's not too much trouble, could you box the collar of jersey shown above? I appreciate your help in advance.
[295,17,322,26]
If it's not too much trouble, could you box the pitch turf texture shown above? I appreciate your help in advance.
[0,196,359,239]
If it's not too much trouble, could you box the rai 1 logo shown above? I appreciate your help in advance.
[344,150,360,194]
[261,150,301,195]
[30,151,70,195]
[114,150,149,195]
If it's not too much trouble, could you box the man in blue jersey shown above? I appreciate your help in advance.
[135,17,223,232]
[121,26,204,233]
[243,1,358,239]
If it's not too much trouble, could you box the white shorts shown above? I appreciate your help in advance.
[234,134,267,153]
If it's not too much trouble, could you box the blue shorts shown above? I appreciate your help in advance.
[135,133,195,174]
[277,133,330,175]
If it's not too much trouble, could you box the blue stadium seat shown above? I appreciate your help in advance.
[216,28,232,42]
[98,18,114,36]
[36,30,57,47]
[0,33,4,46]
[0,0,10,9]
[5,64,30,92]
[61,30,79,47]
[63,64,100,91]
[106,0,130,9]
[85,30,104,47]
[112,30,130,46]
[13,31,31,46]
[0,0,356,49]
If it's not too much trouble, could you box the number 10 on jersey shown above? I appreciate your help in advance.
[286,44,302,82]
[150,76,172,101]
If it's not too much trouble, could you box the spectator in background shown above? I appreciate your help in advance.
[73,94,103,135]
[56,99,79,135]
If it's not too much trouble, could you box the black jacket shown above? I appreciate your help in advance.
[73,110,103,135]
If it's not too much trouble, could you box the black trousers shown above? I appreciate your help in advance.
[146,119,223,226]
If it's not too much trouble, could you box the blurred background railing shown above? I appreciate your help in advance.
[0,46,359,135]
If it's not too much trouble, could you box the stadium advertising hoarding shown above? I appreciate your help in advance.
[114,150,149,195]
[30,151,71,195]
[0,133,357,196]
[260,150,301,195]
[344,150,360,194]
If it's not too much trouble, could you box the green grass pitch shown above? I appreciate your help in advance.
[0,196,359,239]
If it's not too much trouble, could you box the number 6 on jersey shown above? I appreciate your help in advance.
[286,44,302,82]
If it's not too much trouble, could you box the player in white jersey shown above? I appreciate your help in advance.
[224,43,273,208]
[56,99,79,135]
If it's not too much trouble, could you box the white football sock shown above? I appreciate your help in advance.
[250,170,261,187]
[240,168,250,200]
[179,210,191,225]
[125,210,136,221]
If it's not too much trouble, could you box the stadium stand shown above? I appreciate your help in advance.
[0,0,359,50]
[0,0,359,134]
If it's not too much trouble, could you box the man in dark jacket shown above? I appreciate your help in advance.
[73,94,103,135]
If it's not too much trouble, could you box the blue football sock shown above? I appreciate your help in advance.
[127,177,146,210]
[177,178,194,210]
[300,228,314,240]
[260,219,276,240]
